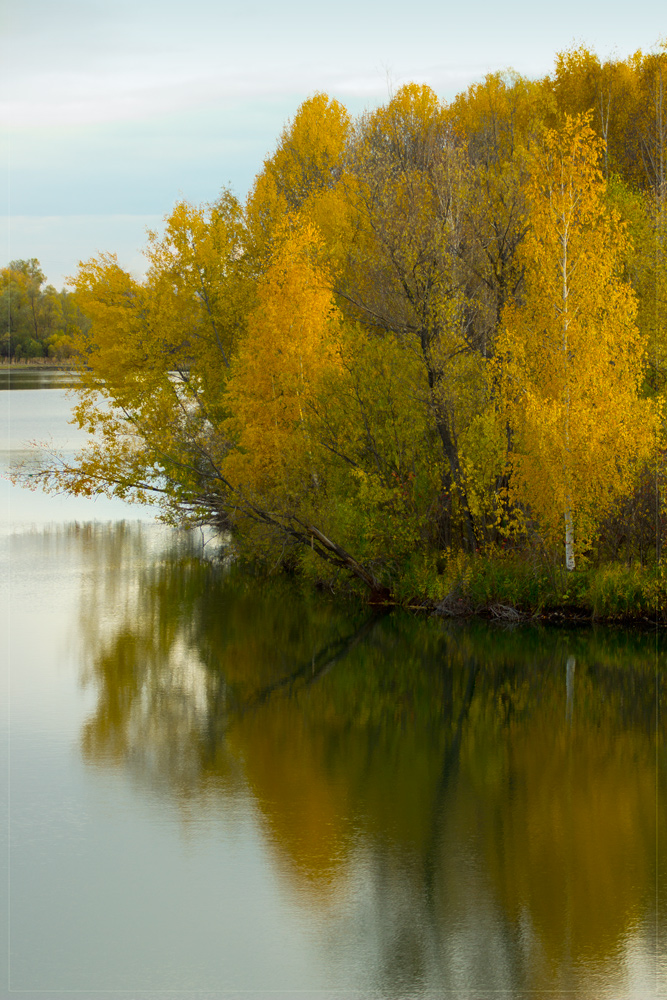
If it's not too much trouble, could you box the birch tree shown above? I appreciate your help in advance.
[497,116,656,569]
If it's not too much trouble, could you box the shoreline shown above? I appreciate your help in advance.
[375,597,667,629]
[4,362,665,632]
[430,602,665,629]
[311,576,667,629]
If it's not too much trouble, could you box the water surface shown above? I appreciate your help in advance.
[0,367,81,391]
[1,374,665,998]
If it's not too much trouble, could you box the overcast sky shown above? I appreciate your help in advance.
[2,0,664,289]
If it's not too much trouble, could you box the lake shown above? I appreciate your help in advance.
[1,369,665,998]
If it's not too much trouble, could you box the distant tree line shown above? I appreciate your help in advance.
[0,259,89,360]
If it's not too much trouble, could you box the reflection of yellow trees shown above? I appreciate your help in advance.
[230,707,353,905]
[227,628,461,902]
[467,712,660,981]
[74,532,665,987]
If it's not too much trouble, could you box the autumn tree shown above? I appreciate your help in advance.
[552,47,622,180]
[550,44,667,196]
[447,72,539,351]
[337,84,488,551]
[41,211,394,595]
[246,93,352,266]
[35,193,254,521]
[497,116,656,569]
[222,218,435,595]
[222,219,340,521]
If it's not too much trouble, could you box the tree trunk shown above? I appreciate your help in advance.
[421,333,478,553]
[433,407,477,553]
[564,503,576,571]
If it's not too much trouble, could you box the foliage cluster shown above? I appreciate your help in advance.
[21,41,667,609]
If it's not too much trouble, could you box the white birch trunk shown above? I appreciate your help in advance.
[564,504,576,571]
[562,191,576,572]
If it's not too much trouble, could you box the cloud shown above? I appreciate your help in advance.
[4,0,664,288]
[8,0,662,130]
[6,97,302,216]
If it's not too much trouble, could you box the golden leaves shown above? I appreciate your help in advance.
[38,66,667,579]
[497,116,657,559]
[223,219,341,498]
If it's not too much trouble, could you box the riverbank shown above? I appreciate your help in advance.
[5,359,664,629]
[310,552,667,628]
[430,598,662,628]
[429,556,667,626]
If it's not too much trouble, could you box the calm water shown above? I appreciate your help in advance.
[1,371,666,998]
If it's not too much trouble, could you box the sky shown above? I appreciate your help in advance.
[2,0,664,290]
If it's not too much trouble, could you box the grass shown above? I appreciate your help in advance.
[394,549,667,623]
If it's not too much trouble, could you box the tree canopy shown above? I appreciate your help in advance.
[21,42,667,599]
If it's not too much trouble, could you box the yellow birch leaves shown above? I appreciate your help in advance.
[497,116,656,562]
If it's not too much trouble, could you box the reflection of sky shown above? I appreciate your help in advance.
[0,386,156,530]
[3,0,665,289]
[4,523,327,993]
[1,385,316,992]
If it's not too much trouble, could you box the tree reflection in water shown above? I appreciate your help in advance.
[72,522,666,997]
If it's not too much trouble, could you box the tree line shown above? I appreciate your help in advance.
[1,259,90,360]
[31,43,667,602]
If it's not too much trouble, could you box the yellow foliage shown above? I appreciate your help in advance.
[246,93,352,262]
[449,70,545,163]
[50,195,253,518]
[223,218,341,501]
[26,57,667,590]
[497,115,658,563]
